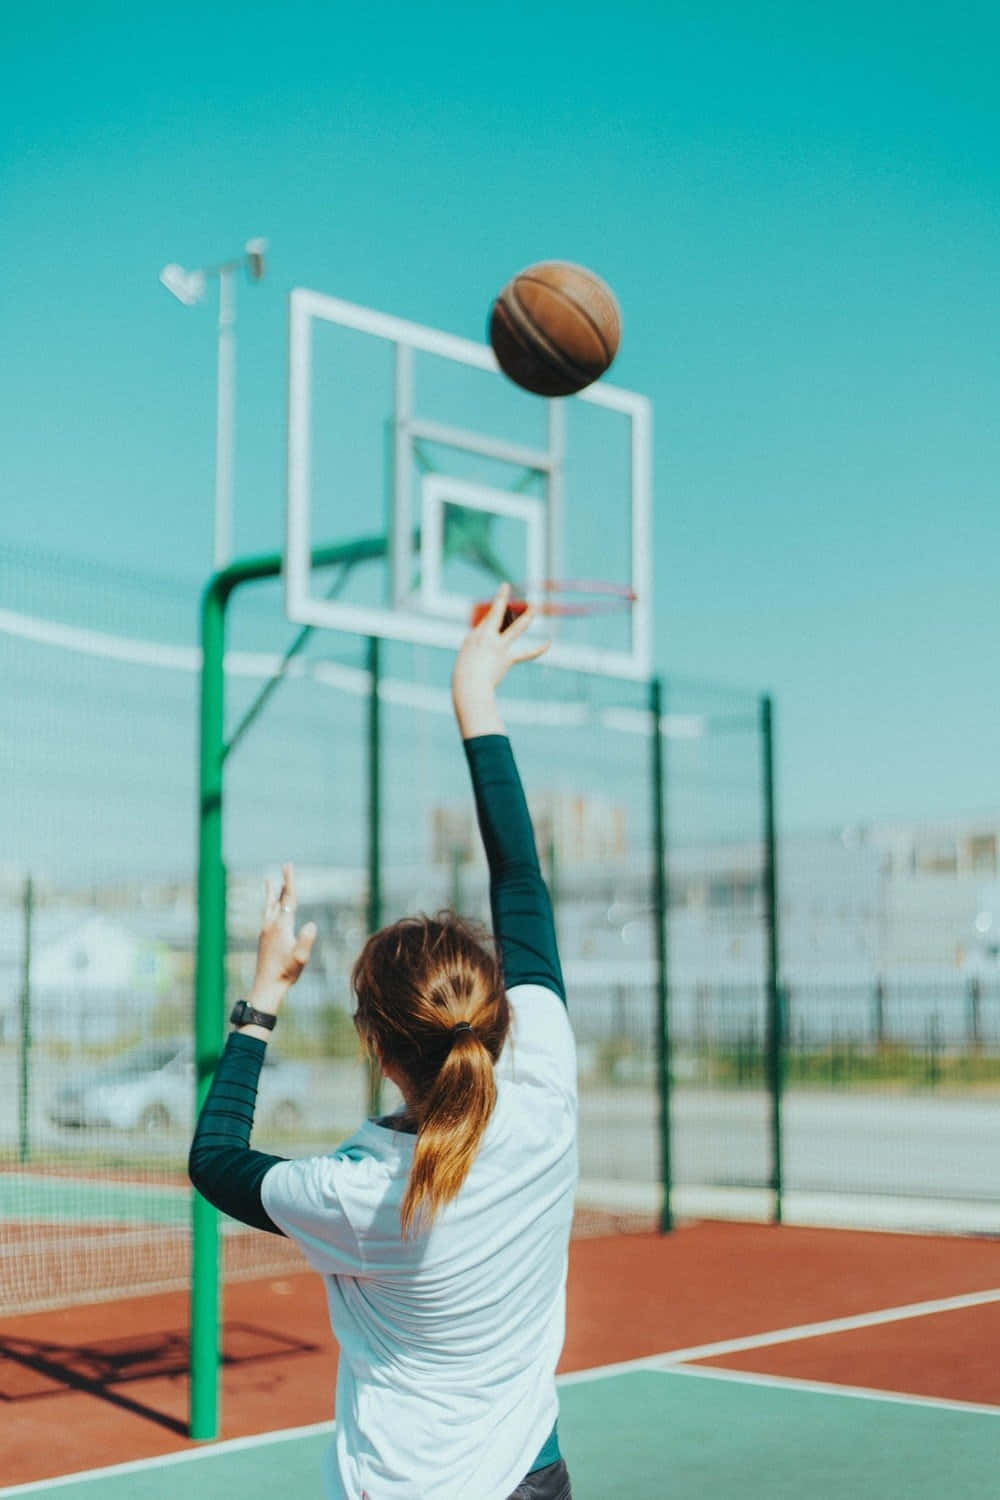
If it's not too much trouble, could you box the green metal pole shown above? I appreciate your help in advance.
[190,574,228,1440]
[761,695,784,1224]
[366,636,383,1120]
[189,535,391,1440]
[650,678,673,1233]
[18,876,33,1165]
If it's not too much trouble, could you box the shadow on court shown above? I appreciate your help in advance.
[0,1323,321,1438]
[3,1223,998,1491]
[3,1369,998,1500]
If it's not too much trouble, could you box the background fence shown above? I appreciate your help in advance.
[2,543,999,1319]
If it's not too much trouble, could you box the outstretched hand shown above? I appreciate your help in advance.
[248,862,318,1016]
[451,584,549,738]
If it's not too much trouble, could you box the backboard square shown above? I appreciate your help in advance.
[419,477,545,622]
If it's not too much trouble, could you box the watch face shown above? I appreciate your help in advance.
[231,1001,275,1029]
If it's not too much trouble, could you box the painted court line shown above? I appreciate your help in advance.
[4,1288,998,1495]
[0,1420,337,1496]
[557,1285,1000,1385]
[665,1362,1000,1416]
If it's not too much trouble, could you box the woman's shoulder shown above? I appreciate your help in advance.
[498,985,577,1103]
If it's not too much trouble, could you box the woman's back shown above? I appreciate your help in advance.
[262,985,577,1499]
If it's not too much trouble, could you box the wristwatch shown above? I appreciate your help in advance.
[229,999,278,1031]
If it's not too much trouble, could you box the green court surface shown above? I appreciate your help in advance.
[3,1365,997,1499]
[1,1174,188,1227]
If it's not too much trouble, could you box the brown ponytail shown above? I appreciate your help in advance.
[351,913,510,1238]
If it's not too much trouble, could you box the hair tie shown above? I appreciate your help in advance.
[451,1021,473,1037]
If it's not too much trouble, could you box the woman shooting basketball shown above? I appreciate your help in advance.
[189,584,577,1500]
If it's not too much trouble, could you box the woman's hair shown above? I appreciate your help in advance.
[352,912,510,1238]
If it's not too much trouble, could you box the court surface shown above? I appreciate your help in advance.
[2,1355,998,1498]
[2,1222,998,1498]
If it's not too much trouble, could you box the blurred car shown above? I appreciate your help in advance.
[48,1037,308,1135]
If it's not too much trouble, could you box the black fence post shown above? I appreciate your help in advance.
[19,876,34,1165]
[873,976,887,1047]
[650,676,673,1234]
[761,695,784,1224]
[966,976,982,1052]
[366,636,383,1121]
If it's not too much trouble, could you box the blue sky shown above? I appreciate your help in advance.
[2,0,998,843]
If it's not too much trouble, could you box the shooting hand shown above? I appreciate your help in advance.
[451,584,549,738]
[248,862,317,1017]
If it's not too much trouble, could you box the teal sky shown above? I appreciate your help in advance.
[2,1,998,838]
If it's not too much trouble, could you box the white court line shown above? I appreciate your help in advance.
[557,1284,1000,1384]
[4,1288,999,1495]
[0,1420,336,1495]
[664,1362,1000,1417]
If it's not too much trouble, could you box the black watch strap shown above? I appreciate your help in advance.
[229,999,277,1031]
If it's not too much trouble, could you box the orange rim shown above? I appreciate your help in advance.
[470,580,637,628]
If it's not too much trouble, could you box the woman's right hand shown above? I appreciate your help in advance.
[451,583,549,738]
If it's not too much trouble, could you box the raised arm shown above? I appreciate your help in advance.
[452,586,566,1004]
[187,1032,287,1233]
[188,866,317,1231]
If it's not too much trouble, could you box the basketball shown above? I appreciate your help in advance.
[488,261,621,397]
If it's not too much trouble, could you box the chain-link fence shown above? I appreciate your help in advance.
[3,544,999,1319]
[3,547,672,1314]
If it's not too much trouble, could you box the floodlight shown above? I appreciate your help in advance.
[159,263,206,306]
[245,238,268,280]
[160,237,268,569]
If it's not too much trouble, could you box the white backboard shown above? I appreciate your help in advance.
[285,286,652,679]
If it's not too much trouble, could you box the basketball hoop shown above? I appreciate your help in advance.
[469,580,637,629]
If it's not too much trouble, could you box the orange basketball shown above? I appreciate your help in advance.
[488,261,621,397]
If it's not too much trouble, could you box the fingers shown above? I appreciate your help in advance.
[294,922,318,966]
[498,602,551,668]
[282,920,317,985]
[510,636,551,664]
[479,587,543,647]
[481,582,512,631]
[499,602,535,643]
[455,582,549,698]
[264,863,299,924]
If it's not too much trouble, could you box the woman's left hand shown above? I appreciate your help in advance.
[248,862,318,1016]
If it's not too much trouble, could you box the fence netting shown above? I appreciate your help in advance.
[4,545,998,1317]
[2,551,672,1313]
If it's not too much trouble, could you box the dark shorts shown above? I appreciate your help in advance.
[505,1458,573,1500]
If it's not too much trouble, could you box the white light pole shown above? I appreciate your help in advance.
[159,238,268,570]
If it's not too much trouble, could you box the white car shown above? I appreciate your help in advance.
[48,1038,308,1135]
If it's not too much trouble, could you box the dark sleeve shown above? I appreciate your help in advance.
[463,734,566,1005]
[187,1032,287,1235]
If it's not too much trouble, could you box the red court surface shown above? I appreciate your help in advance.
[3,1221,998,1488]
[698,1298,1000,1405]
